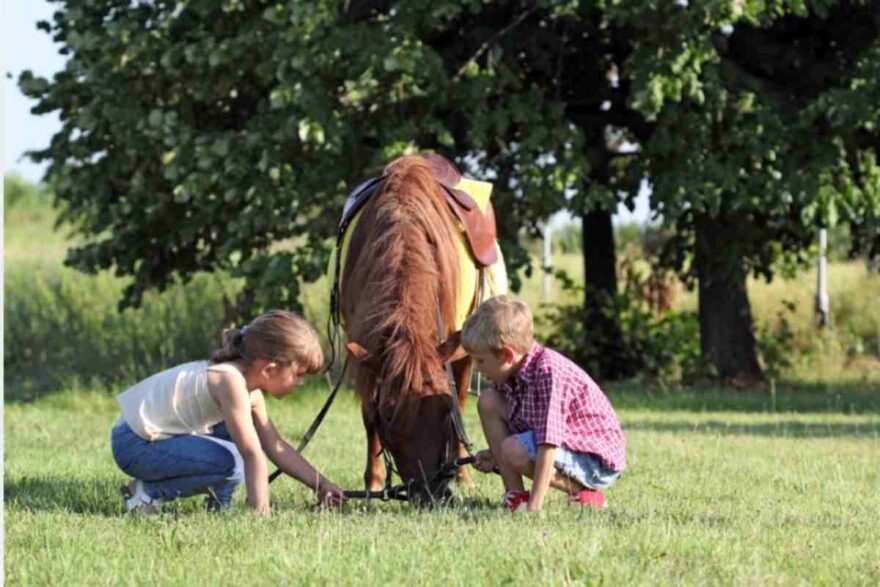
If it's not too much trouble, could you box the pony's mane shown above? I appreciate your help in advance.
[342,155,460,406]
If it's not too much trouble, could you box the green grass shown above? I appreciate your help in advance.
[5,382,880,585]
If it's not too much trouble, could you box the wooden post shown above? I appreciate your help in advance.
[815,228,829,328]
[542,222,552,299]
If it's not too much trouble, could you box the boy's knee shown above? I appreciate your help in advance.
[500,435,529,472]
[477,388,506,419]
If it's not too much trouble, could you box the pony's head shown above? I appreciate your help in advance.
[346,333,467,503]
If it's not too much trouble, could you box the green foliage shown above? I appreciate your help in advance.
[19,0,592,311]
[540,269,711,383]
[757,300,798,380]
[4,266,237,400]
[619,1,880,280]
[4,173,51,214]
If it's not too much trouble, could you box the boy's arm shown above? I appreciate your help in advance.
[528,444,557,512]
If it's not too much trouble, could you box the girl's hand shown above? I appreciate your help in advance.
[473,449,496,473]
[317,481,345,508]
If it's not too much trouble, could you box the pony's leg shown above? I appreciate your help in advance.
[451,357,475,487]
[361,400,386,492]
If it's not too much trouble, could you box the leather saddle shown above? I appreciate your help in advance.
[338,153,498,267]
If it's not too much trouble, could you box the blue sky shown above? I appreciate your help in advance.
[2,1,649,224]
[4,0,65,184]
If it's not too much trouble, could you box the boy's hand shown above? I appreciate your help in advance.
[473,449,496,473]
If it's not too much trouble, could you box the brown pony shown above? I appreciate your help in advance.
[341,154,474,502]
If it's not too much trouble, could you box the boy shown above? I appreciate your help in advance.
[462,296,625,512]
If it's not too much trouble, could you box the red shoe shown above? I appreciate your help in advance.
[502,490,530,512]
[569,488,606,510]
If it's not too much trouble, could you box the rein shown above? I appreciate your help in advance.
[268,222,347,484]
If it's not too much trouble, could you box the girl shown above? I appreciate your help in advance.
[111,309,345,514]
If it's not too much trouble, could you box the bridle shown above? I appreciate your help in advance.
[354,360,476,503]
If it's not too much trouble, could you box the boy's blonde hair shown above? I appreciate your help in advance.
[461,295,534,354]
[211,309,324,373]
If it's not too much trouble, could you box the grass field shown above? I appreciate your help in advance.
[5,381,880,585]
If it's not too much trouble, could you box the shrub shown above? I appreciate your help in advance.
[4,265,238,400]
[539,268,712,384]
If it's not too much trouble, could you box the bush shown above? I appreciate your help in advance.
[756,300,797,380]
[4,266,239,400]
[539,269,712,384]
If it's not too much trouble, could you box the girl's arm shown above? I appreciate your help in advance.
[249,392,344,506]
[208,371,270,514]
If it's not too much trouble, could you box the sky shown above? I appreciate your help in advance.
[2,1,650,224]
[3,0,65,184]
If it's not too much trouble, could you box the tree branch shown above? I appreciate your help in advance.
[453,5,539,82]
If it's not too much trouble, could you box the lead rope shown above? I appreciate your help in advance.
[269,239,346,484]
[435,296,476,460]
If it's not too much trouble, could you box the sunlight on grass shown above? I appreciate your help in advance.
[5,387,880,584]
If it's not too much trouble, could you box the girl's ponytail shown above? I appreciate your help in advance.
[209,310,323,373]
[210,326,246,363]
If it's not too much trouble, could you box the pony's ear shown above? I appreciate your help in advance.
[346,341,379,372]
[437,331,467,364]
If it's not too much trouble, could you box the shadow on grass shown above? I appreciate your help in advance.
[5,475,124,516]
[626,418,880,439]
[608,380,880,415]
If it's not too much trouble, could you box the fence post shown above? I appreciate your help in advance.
[815,228,829,328]
[542,221,552,299]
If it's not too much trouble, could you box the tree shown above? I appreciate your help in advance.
[414,2,649,377]
[20,0,587,313]
[607,0,880,381]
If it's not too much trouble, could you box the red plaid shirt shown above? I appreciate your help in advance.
[495,344,626,471]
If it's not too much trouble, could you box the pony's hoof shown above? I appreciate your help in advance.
[455,471,476,488]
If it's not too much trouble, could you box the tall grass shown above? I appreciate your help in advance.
[4,266,240,398]
[5,176,879,398]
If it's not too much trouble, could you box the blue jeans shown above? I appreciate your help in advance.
[111,419,244,508]
[514,430,620,490]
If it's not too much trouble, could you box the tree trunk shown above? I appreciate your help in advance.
[581,209,631,378]
[582,209,617,297]
[694,215,764,383]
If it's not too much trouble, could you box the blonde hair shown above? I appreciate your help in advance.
[211,309,323,373]
[461,296,534,354]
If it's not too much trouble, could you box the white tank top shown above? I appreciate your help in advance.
[116,361,248,441]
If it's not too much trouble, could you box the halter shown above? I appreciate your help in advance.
[346,299,475,504]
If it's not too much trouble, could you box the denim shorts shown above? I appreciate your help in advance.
[514,430,620,489]
[111,418,243,506]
